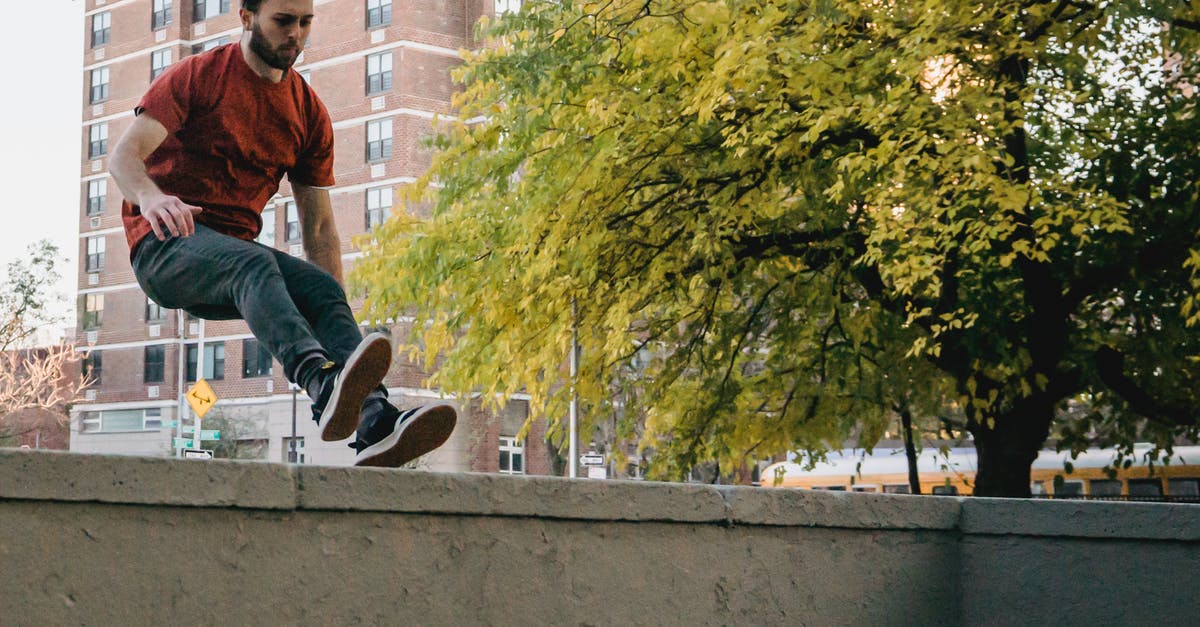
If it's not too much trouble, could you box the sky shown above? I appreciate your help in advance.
[0,2,87,339]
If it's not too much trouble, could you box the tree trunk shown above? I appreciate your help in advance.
[971,399,1054,497]
[899,407,923,495]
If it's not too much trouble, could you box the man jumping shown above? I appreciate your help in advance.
[109,0,456,467]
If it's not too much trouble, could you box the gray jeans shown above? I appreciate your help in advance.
[132,223,363,383]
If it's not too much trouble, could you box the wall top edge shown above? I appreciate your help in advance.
[0,450,1196,541]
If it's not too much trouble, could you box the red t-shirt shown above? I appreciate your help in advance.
[122,43,335,254]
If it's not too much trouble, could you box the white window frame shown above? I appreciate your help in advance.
[499,436,525,475]
[284,201,300,243]
[257,205,277,246]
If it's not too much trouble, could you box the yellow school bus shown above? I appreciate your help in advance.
[759,445,1200,501]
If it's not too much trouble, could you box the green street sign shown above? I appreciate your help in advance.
[164,420,179,428]
[173,438,195,449]
[180,428,220,440]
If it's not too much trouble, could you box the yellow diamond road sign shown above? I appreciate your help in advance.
[186,378,218,419]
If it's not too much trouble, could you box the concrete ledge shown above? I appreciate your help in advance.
[960,497,1200,542]
[0,449,295,510]
[720,485,962,530]
[297,465,731,523]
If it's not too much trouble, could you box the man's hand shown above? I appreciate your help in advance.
[140,193,203,240]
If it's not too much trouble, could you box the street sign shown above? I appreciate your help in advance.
[185,379,218,419]
[183,449,213,460]
[580,453,605,467]
[587,466,608,479]
[181,428,221,441]
[164,420,179,428]
[173,438,195,449]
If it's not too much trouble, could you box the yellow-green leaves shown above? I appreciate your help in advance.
[353,0,1200,481]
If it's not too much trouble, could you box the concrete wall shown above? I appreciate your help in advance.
[0,450,1196,626]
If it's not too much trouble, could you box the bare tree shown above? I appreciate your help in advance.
[0,241,89,441]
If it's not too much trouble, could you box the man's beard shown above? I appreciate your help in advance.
[248,21,299,70]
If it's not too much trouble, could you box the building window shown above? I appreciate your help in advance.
[242,339,273,378]
[284,201,300,243]
[82,294,104,330]
[186,342,225,381]
[144,345,166,383]
[151,48,173,80]
[192,36,230,54]
[367,0,392,28]
[92,12,111,47]
[144,408,163,429]
[366,119,392,162]
[366,52,393,94]
[257,206,276,246]
[83,351,102,386]
[86,236,106,272]
[83,409,161,433]
[153,0,173,29]
[146,298,168,322]
[80,411,101,432]
[90,67,110,103]
[283,436,306,463]
[87,179,107,216]
[499,436,524,474]
[495,0,522,15]
[193,0,231,21]
[365,187,391,229]
[89,123,109,159]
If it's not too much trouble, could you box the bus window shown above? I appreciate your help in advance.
[813,486,847,491]
[1054,480,1083,498]
[1127,479,1162,499]
[1031,481,1046,495]
[932,485,959,496]
[851,485,878,493]
[1089,479,1122,498]
[1168,479,1199,498]
[883,484,911,494]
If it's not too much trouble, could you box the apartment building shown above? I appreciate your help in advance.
[72,0,551,475]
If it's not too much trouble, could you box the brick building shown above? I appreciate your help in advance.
[72,0,553,475]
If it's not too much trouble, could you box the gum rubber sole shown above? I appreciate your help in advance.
[318,333,392,442]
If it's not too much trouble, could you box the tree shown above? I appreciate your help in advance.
[0,241,88,440]
[354,0,1200,496]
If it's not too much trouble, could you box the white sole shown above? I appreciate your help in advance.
[354,401,457,467]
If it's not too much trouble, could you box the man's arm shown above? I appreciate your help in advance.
[109,114,203,240]
[293,182,344,285]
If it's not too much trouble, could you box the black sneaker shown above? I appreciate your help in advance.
[311,333,392,442]
[351,399,457,467]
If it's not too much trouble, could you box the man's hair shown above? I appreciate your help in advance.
[242,0,263,12]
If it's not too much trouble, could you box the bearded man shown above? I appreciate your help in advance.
[109,0,456,467]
